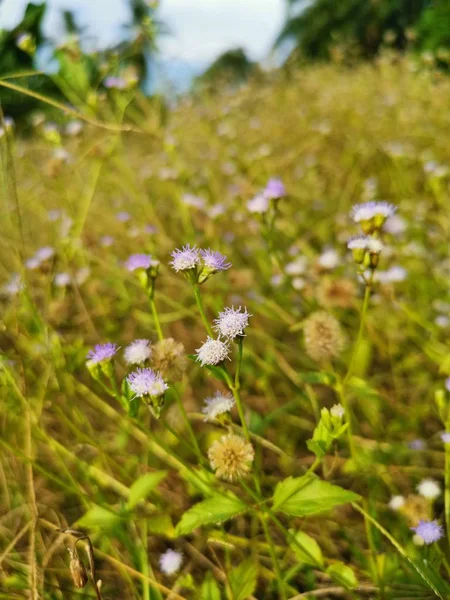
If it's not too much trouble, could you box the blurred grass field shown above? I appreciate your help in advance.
[1,56,450,599]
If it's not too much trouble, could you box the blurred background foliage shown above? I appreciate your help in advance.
[2,1,450,121]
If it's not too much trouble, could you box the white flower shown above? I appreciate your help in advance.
[182,193,206,209]
[330,403,345,418]
[247,194,269,214]
[435,315,450,329]
[195,337,230,366]
[2,274,24,296]
[347,235,370,250]
[35,246,54,261]
[202,391,235,421]
[124,339,152,365]
[54,273,71,287]
[367,238,384,254]
[285,256,307,276]
[384,215,406,235]
[159,549,183,575]
[75,267,90,285]
[25,257,41,270]
[213,306,251,339]
[417,478,441,500]
[318,249,340,270]
[388,495,405,510]
[292,277,305,291]
[350,201,397,223]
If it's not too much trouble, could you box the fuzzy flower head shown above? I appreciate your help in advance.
[247,193,270,214]
[441,432,450,444]
[35,246,54,262]
[445,377,450,392]
[417,478,441,500]
[198,248,231,283]
[264,178,286,200]
[195,337,230,366]
[350,201,397,233]
[87,342,119,366]
[213,306,251,340]
[202,391,235,421]
[347,235,384,267]
[208,434,254,481]
[330,403,345,419]
[304,311,346,363]
[170,244,200,279]
[127,367,168,398]
[159,549,183,576]
[388,495,405,511]
[124,339,152,366]
[411,520,443,545]
[126,254,152,272]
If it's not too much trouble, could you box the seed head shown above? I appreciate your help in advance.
[152,338,187,381]
[208,434,254,481]
[303,311,345,363]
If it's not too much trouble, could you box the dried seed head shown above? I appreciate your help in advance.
[152,338,187,381]
[208,434,254,481]
[303,311,345,363]
[317,277,357,309]
[68,548,88,589]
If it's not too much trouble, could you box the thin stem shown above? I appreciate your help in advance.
[445,430,450,553]
[148,286,164,342]
[344,278,372,385]
[235,337,243,389]
[260,513,287,600]
[172,386,204,463]
[334,381,356,460]
[192,283,214,337]
[221,367,250,442]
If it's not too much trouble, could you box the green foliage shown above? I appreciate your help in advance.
[306,407,348,459]
[196,48,258,87]
[126,470,167,509]
[229,559,258,600]
[273,475,360,516]
[200,573,221,600]
[326,562,358,589]
[176,493,247,535]
[289,530,324,568]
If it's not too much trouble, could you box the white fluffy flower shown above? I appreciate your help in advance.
[347,235,370,250]
[388,495,405,510]
[330,404,345,418]
[318,249,340,270]
[202,391,235,421]
[54,273,71,287]
[285,256,307,276]
[247,194,269,214]
[417,478,441,500]
[124,339,152,365]
[159,549,183,575]
[195,337,230,366]
[350,201,397,223]
[213,307,251,339]
[366,238,384,254]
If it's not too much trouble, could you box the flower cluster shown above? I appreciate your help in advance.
[170,245,231,284]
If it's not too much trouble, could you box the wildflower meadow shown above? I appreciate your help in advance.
[1,57,450,599]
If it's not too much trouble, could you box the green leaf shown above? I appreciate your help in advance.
[176,493,247,536]
[146,514,174,537]
[273,475,360,516]
[200,572,221,600]
[127,471,167,510]
[326,562,358,589]
[77,505,122,530]
[297,371,337,385]
[307,407,348,459]
[290,530,324,568]
[229,558,258,600]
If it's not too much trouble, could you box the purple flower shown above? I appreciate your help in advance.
[100,235,114,247]
[126,254,152,272]
[35,246,55,261]
[409,439,426,451]
[411,520,443,544]
[441,432,450,444]
[200,249,231,272]
[170,244,200,272]
[264,178,286,199]
[116,211,131,223]
[87,342,119,365]
[127,367,168,397]
[104,76,127,90]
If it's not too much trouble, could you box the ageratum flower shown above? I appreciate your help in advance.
[127,367,168,398]
[202,391,235,421]
[213,306,251,340]
[441,432,450,444]
[445,377,450,392]
[159,549,183,575]
[170,244,200,272]
[247,194,270,214]
[200,249,231,272]
[417,478,441,500]
[411,520,443,544]
[35,246,54,261]
[124,339,152,365]
[195,337,230,366]
[264,178,286,199]
[126,253,152,272]
[388,495,405,511]
[87,342,119,365]
[208,434,254,481]
[351,201,397,233]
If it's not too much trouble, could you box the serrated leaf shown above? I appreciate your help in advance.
[326,562,358,589]
[229,558,258,600]
[77,505,122,530]
[273,475,360,516]
[290,530,324,567]
[176,493,247,536]
[127,471,167,510]
[200,572,221,600]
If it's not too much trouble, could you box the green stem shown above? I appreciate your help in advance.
[149,291,164,342]
[171,386,204,463]
[335,381,357,460]
[220,367,250,442]
[445,430,450,554]
[260,513,287,600]
[192,283,214,337]
[344,279,372,385]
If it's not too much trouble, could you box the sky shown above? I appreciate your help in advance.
[0,0,285,67]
